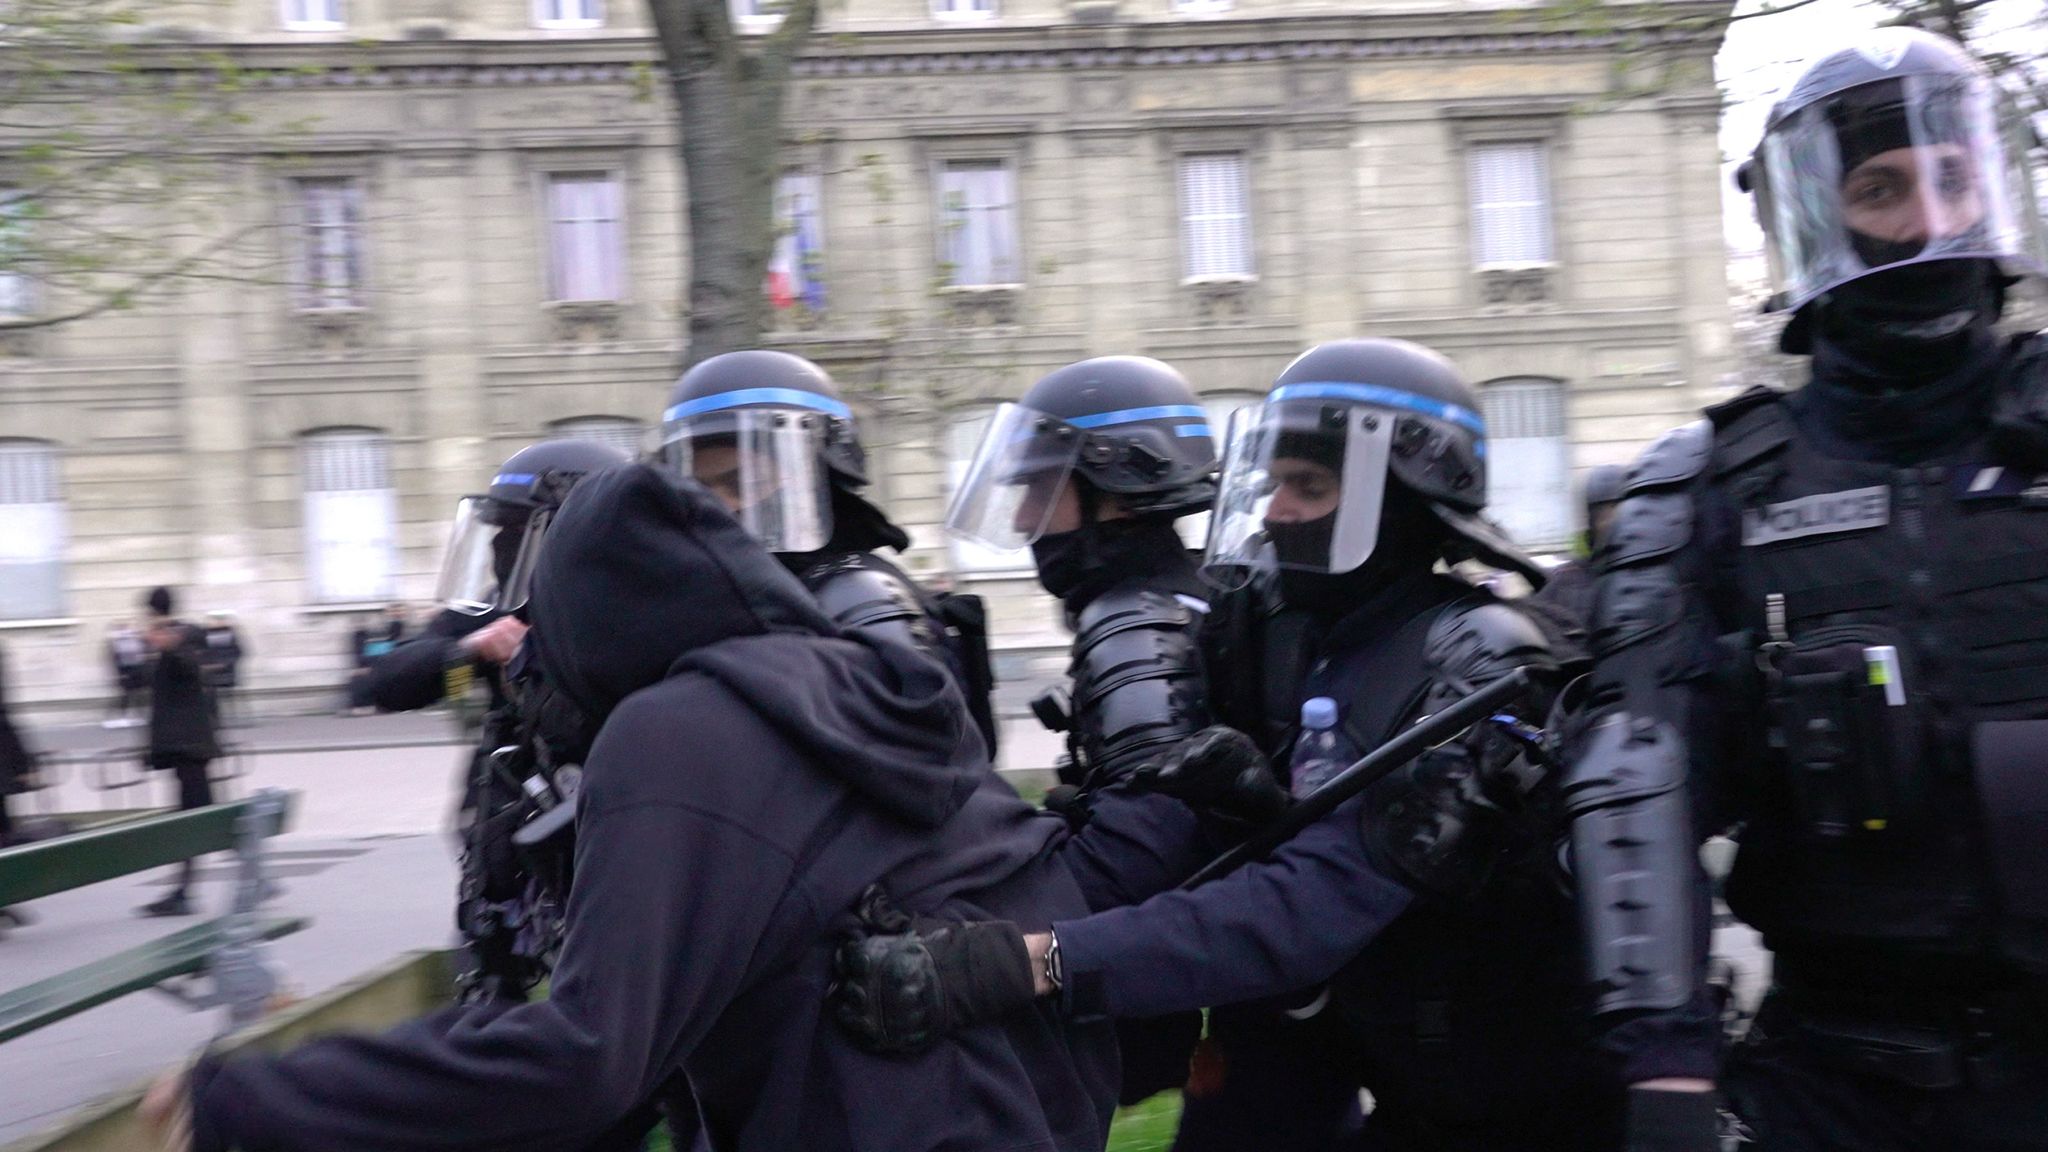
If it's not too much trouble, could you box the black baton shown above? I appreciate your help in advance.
[1180,667,1535,889]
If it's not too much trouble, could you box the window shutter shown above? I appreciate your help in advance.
[1479,379,1572,547]
[552,416,645,457]
[1468,143,1552,266]
[0,440,65,620]
[301,430,396,602]
[1179,154,1251,278]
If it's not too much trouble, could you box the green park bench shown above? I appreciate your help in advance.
[0,790,309,1043]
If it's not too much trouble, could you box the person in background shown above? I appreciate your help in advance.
[201,610,247,728]
[105,619,148,729]
[0,643,35,928]
[137,586,223,919]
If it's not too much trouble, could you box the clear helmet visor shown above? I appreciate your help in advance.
[942,402,1086,552]
[1203,401,1394,587]
[433,497,526,616]
[660,408,834,554]
[1755,72,2046,310]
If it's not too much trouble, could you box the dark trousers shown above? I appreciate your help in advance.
[1725,994,2048,1152]
[152,752,215,898]
[1172,1009,1366,1152]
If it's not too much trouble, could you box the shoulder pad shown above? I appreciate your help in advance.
[1424,596,1559,692]
[1706,387,1794,480]
[1602,490,1694,569]
[1074,587,1200,645]
[1621,420,1712,495]
[806,562,931,636]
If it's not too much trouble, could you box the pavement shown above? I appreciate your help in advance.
[0,740,467,1146]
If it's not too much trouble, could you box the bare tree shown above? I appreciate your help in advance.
[0,0,286,333]
[645,0,824,368]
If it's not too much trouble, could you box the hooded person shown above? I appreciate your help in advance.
[153,462,1119,1152]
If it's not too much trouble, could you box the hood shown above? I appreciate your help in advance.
[527,462,978,829]
[526,463,836,722]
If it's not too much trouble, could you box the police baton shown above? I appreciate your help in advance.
[1179,666,1535,890]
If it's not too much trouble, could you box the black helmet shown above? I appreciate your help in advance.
[946,356,1216,551]
[486,438,636,522]
[1207,338,1542,583]
[437,438,632,615]
[1738,28,2045,318]
[662,350,867,486]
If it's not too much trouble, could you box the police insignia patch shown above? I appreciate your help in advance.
[1742,486,1891,546]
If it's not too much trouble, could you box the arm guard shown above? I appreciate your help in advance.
[803,556,942,658]
[1069,588,1211,786]
[1362,598,1560,900]
[1565,420,1713,1015]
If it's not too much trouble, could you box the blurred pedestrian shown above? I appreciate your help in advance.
[137,586,222,919]
[0,644,35,929]
[201,610,247,727]
[105,619,148,728]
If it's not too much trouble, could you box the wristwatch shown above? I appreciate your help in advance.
[1042,929,1065,994]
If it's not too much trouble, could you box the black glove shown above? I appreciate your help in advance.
[831,885,1036,1056]
[1625,1085,1721,1152]
[1129,726,1290,832]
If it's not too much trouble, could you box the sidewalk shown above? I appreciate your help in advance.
[24,708,468,759]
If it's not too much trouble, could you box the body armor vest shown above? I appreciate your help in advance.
[1713,388,2048,973]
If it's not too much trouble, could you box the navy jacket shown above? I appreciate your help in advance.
[190,465,1119,1152]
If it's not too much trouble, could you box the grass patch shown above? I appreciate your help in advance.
[1107,1091,1184,1152]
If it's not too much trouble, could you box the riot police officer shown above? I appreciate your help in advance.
[944,354,1218,1103]
[662,350,998,754]
[838,339,1701,1150]
[389,437,630,1000]
[1528,463,1626,634]
[1580,28,2048,1150]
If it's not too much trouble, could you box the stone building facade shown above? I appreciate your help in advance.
[0,0,1734,744]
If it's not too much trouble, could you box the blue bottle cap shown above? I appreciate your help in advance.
[1300,696,1339,730]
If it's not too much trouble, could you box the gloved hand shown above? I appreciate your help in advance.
[831,885,1036,1056]
[1625,1085,1721,1152]
[1128,726,1290,832]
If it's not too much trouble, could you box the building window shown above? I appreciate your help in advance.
[546,173,624,303]
[282,0,345,29]
[946,408,1033,575]
[534,0,604,26]
[932,0,997,17]
[550,416,645,458]
[0,439,65,621]
[938,161,1018,288]
[767,171,826,315]
[1480,378,1571,548]
[1176,393,1259,551]
[301,429,396,604]
[290,177,365,311]
[1178,153,1253,280]
[0,192,33,320]
[1468,142,1553,267]
[731,0,786,27]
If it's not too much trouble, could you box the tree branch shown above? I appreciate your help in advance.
[0,220,269,332]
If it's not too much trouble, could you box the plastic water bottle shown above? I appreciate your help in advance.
[1290,696,1346,798]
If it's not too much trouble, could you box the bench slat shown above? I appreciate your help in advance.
[0,916,308,1043]
[0,795,294,906]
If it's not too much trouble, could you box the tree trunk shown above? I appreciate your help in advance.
[648,0,815,369]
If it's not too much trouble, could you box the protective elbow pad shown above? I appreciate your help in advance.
[1563,712,1698,1014]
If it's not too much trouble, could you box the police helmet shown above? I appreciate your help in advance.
[435,438,631,616]
[1738,28,2046,316]
[946,356,1217,550]
[1207,338,1542,583]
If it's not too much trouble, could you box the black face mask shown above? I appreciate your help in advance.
[1031,518,1194,609]
[1271,485,1446,618]
[1811,257,2003,378]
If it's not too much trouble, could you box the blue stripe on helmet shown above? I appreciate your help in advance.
[1267,382,1485,436]
[492,472,537,487]
[1066,404,1207,429]
[664,387,853,423]
[1175,424,1213,439]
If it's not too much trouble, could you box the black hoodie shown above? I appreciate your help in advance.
[190,464,1119,1152]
